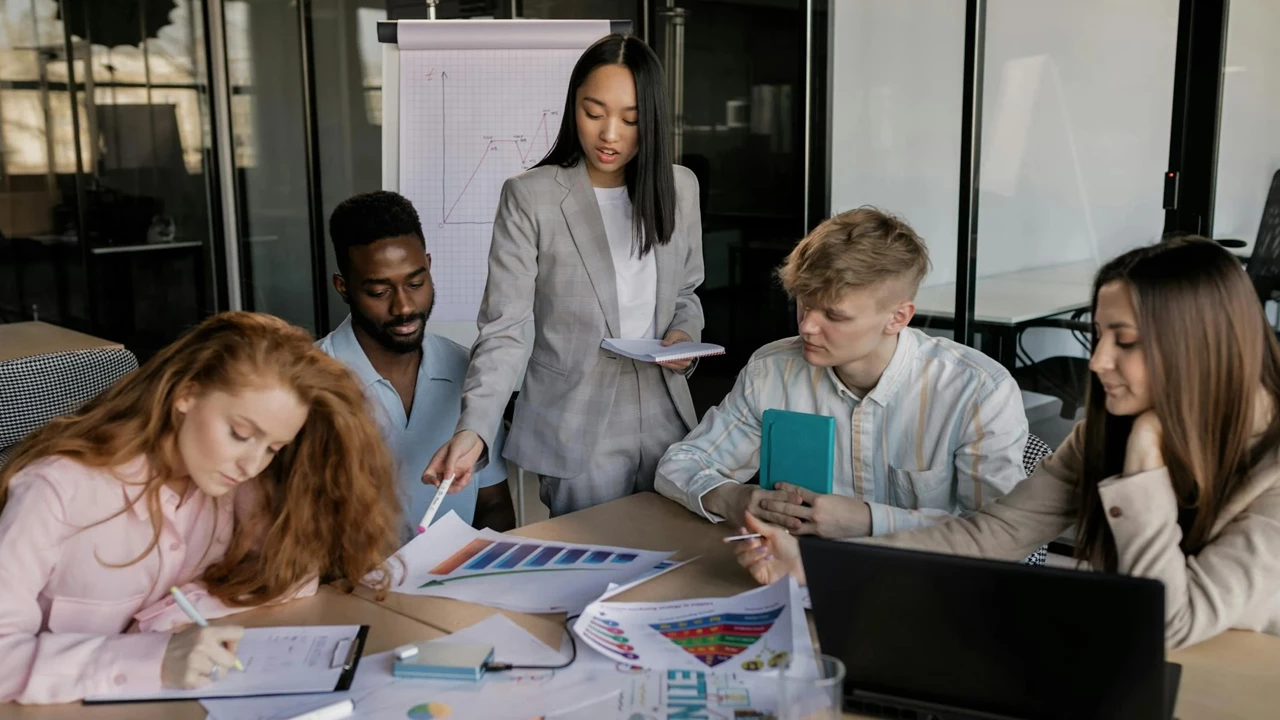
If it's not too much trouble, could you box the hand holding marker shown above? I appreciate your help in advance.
[417,474,455,533]
[169,586,244,672]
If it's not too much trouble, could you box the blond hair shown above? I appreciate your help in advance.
[777,206,930,309]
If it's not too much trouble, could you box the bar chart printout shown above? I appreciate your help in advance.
[389,512,674,613]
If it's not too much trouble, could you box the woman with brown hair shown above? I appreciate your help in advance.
[736,237,1280,650]
[0,312,400,704]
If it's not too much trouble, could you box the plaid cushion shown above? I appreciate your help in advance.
[0,347,138,451]
[1021,433,1056,567]
[1022,434,1055,476]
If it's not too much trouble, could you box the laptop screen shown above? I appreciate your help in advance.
[800,539,1168,720]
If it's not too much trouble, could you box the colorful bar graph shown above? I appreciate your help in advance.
[430,539,493,575]
[584,551,613,564]
[555,549,588,565]
[610,553,638,564]
[465,541,517,570]
[525,546,565,567]
[495,543,540,569]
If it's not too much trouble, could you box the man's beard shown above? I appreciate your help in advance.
[352,296,433,354]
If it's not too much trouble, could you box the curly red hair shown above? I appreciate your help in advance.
[0,311,399,605]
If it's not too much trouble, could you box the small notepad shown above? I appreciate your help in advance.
[601,338,725,363]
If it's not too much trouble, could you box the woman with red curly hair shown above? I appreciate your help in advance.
[0,312,400,704]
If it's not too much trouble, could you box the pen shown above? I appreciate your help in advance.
[281,698,355,720]
[417,474,455,533]
[168,586,245,672]
[722,533,763,543]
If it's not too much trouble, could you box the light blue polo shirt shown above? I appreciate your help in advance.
[317,316,507,538]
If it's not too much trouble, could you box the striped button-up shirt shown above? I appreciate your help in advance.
[655,328,1029,535]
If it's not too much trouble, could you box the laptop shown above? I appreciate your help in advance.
[799,538,1181,720]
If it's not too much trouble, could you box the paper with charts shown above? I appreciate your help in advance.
[387,511,674,613]
[574,578,804,674]
[204,612,814,720]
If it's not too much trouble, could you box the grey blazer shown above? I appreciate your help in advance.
[456,161,705,480]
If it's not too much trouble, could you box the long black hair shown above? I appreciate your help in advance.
[535,34,676,256]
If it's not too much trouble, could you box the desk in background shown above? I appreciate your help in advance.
[0,322,121,362]
[913,260,1096,368]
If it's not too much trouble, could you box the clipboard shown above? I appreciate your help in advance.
[758,409,835,495]
[84,625,370,704]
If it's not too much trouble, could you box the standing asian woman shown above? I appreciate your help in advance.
[735,238,1280,650]
[0,312,399,703]
[425,34,705,516]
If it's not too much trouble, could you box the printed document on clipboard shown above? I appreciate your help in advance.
[86,625,369,703]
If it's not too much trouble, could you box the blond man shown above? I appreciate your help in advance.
[655,207,1028,539]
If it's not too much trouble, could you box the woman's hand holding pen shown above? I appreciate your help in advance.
[161,624,244,689]
[732,511,805,586]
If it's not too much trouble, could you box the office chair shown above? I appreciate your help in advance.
[1011,312,1092,420]
[1216,169,1280,316]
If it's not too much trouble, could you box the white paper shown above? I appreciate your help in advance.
[397,41,582,322]
[91,626,362,702]
[574,578,812,675]
[601,338,726,363]
[600,556,697,600]
[382,512,674,613]
[209,607,818,720]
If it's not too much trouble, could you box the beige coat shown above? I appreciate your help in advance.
[865,421,1280,650]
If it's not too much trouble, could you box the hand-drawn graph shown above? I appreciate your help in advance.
[399,49,580,322]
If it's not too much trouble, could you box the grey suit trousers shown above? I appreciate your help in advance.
[538,359,687,517]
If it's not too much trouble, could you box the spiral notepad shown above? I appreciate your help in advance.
[601,338,726,363]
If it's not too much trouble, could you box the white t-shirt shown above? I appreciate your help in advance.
[595,186,657,339]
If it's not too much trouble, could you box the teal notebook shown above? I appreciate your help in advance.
[759,409,835,495]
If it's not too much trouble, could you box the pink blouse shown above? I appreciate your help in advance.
[0,455,317,704]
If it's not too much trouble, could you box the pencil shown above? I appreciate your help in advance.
[722,533,764,543]
[169,586,245,671]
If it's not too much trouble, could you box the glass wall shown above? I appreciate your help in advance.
[313,0,389,331]
[653,0,808,377]
[826,0,966,359]
[1213,0,1280,254]
[222,0,317,332]
[972,0,1180,440]
[0,0,220,357]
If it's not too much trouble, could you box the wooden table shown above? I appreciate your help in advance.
[0,322,121,362]
[0,587,443,720]
[355,492,747,649]
[364,492,1280,720]
[5,493,1278,718]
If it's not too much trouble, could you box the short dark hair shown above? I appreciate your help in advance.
[535,34,675,257]
[329,191,425,276]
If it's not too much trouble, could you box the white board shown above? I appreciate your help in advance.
[380,19,620,349]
